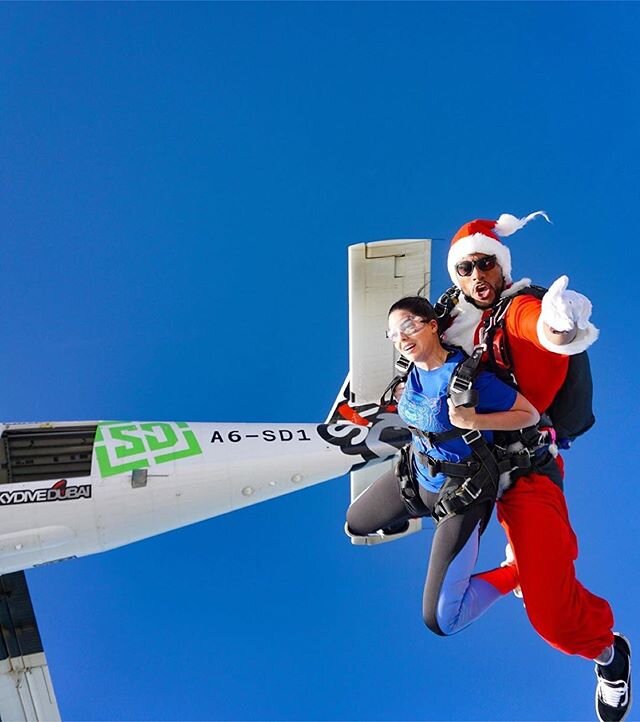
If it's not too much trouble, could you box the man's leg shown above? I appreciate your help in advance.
[473,548,521,596]
[496,472,614,658]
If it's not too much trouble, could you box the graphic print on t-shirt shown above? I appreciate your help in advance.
[399,391,446,433]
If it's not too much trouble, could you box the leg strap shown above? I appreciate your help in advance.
[431,431,501,529]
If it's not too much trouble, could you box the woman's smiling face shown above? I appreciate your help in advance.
[387,310,439,365]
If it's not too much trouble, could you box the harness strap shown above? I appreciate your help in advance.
[409,425,465,447]
[462,428,501,485]
[379,355,413,406]
[448,346,484,408]
[395,444,430,517]
[494,424,557,467]
[433,478,487,521]
[434,286,461,335]
[495,448,533,472]
[427,429,503,526]
[415,449,478,477]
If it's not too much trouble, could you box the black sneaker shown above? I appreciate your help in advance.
[595,633,632,722]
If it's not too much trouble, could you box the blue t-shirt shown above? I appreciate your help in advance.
[397,350,517,492]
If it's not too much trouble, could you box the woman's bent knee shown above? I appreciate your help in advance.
[422,605,446,636]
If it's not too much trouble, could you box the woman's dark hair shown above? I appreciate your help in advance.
[388,296,436,321]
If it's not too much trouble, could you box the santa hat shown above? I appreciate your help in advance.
[447,211,551,286]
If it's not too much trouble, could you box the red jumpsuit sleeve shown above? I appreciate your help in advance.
[505,295,548,351]
[504,295,570,413]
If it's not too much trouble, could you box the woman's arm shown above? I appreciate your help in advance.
[447,392,540,431]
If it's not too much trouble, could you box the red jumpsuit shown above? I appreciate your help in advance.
[446,291,614,659]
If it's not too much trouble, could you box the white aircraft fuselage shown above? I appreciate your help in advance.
[0,413,409,575]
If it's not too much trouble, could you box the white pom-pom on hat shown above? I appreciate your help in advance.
[494,211,551,237]
[447,211,551,287]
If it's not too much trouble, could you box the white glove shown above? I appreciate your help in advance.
[541,275,593,333]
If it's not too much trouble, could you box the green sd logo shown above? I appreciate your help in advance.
[95,422,203,478]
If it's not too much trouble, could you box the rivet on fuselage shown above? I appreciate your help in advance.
[291,474,303,484]
[242,486,255,496]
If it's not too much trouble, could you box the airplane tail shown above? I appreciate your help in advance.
[336,238,432,545]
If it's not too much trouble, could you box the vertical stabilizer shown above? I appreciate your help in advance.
[345,239,432,544]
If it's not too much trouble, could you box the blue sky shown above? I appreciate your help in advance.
[2,3,639,720]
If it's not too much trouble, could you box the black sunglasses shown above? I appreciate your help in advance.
[455,255,497,277]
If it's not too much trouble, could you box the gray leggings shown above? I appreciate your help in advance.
[346,467,499,635]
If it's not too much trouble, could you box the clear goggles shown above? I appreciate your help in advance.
[386,316,429,343]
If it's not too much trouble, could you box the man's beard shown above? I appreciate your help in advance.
[462,277,505,309]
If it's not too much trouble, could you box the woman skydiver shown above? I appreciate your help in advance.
[346,295,538,636]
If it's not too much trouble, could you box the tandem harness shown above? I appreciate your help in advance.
[390,349,534,526]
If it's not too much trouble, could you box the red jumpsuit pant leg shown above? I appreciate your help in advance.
[496,472,614,659]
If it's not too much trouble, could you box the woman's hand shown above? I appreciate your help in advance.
[447,398,478,429]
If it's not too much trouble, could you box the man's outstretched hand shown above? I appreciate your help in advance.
[541,275,593,334]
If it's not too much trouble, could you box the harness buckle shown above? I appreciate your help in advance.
[399,480,416,499]
[460,478,483,501]
[433,497,456,521]
[461,429,482,446]
[395,354,412,375]
[425,455,441,474]
[450,375,473,394]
